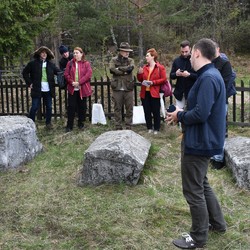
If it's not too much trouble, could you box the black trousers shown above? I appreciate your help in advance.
[141,91,161,131]
[67,91,87,129]
[181,138,226,244]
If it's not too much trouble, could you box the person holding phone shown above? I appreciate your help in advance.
[137,48,167,134]
[166,38,227,249]
[170,40,197,109]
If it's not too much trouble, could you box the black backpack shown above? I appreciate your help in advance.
[57,60,73,89]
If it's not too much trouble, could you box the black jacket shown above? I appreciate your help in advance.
[22,58,60,98]
[212,56,233,103]
[170,55,197,101]
[59,53,73,70]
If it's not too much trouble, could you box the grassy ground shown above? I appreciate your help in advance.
[0,119,250,250]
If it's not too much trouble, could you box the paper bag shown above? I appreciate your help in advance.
[132,106,146,124]
[91,103,107,125]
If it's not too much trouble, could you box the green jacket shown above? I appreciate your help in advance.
[109,54,135,91]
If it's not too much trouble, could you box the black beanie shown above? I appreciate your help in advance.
[59,45,69,55]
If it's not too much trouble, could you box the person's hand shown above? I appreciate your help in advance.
[165,106,183,125]
[142,80,152,87]
[72,82,79,87]
[182,71,191,78]
[176,69,184,77]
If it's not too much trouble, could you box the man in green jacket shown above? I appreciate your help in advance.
[110,42,135,130]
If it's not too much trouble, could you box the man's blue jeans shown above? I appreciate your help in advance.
[211,104,228,162]
[29,92,52,125]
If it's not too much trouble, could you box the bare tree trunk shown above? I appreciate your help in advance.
[129,0,145,60]
[138,28,144,60]
[126,2,131,44]
[110,26,118,49]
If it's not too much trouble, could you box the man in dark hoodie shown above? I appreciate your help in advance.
[170,40,197,109]
[210,42,236,169]
[22,46,61,129]
[58,45,73,70]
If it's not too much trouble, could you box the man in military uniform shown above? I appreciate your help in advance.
[110,42,135,130]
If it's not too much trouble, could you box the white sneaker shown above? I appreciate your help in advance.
[148,129,153,133]
[153,131,158,135]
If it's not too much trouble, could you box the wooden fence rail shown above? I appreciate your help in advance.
[0,78,249,127]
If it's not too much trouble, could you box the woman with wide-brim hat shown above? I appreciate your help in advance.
[22,46,61,129]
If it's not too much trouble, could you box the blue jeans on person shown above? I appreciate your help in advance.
[211,104,228,163]
[29,91,52,125]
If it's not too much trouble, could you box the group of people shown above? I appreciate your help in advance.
[22,38,235,249]
[22,45,92,132]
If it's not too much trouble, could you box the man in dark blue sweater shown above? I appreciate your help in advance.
[166,38,227,249]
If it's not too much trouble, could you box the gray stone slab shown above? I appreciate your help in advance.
[0,116,43,170]
[224,136,250,190]
[79,130,151,186]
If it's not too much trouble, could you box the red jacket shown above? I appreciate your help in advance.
[137,62,167,99]
[64,59,92,99]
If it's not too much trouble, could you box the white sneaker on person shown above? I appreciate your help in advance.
[172,233,205,249]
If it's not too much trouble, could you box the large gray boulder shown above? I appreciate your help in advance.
[224,136,250,190]
[79,130,151,186]
[0,116,43,170]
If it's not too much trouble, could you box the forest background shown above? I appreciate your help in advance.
[1,1,250,249]
[0,0,249,69]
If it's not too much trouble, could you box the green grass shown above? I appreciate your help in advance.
[0,121,250,250]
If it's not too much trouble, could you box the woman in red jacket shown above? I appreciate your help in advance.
[64,47,92,132]
[137,48,167,134]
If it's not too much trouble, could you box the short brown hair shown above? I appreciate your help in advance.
[147,48,158,61]
[180,40,190,48]
[193,38,216,61]
[74,47,85,60]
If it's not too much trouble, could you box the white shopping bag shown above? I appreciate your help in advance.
[160,93,166,118]
[91,103,107,125]
[132,105,146,124]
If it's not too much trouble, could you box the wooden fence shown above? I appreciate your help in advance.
[0,78,249,127]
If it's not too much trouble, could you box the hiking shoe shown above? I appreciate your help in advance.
[45,123,53,130]
[65,127,72,133]
[209,224,226,233]
[78,124,84,129]
[172,233,205,249]
[210,159,224,170]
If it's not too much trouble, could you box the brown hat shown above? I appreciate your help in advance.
[117,42,133,52]
[33,46,55,60]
